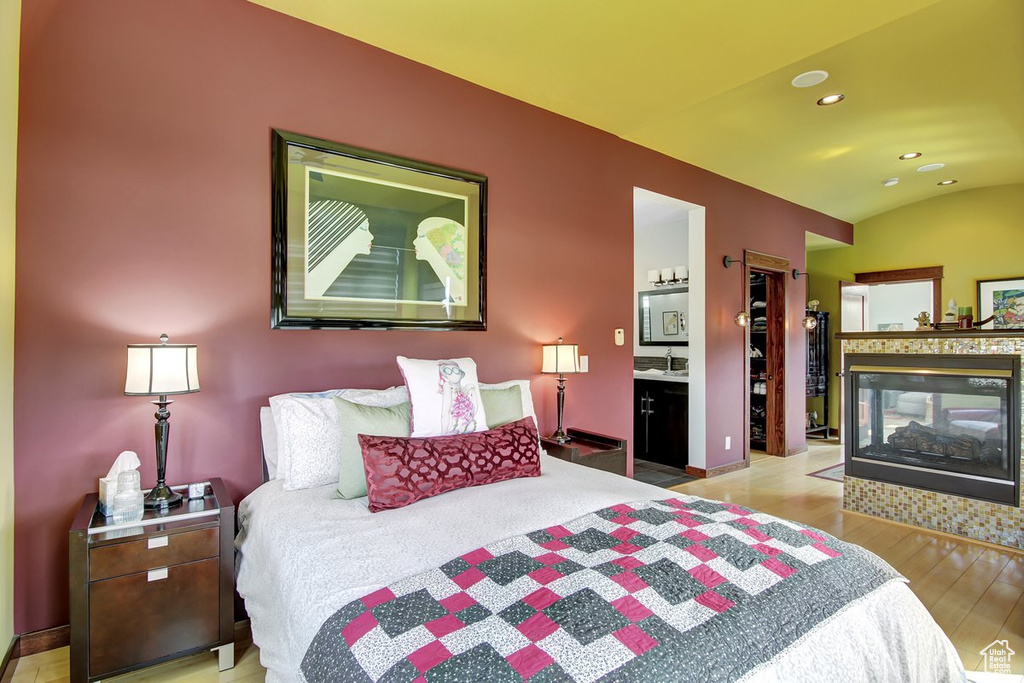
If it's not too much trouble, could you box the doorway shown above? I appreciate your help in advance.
[744,251,788,456]
[632,188,707,475]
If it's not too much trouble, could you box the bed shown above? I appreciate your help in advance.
[236,453,965,682]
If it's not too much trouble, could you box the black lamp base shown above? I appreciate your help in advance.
[144,484,183,509]
[551,374,572,444]
[550,428,571,444]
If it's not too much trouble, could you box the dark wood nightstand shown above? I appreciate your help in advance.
[541,428,627,476]
[69,478,235,683]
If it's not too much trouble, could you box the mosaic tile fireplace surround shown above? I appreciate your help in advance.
[840,333,1023,550]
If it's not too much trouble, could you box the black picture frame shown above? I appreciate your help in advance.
[271,130,487,330]
[976,276,1024,330]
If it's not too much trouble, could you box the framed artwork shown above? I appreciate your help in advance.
[271,130,487,330]
[977,276,1024,330]
[662,311,679,336]
[877,323,904,332]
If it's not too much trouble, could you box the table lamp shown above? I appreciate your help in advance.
[541,337,580,444]
[124,334,200,509]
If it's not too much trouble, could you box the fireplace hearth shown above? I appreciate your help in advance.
[845,353,1020,506]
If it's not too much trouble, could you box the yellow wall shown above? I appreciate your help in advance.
[808,183,1024,428]
[1,0,19,653]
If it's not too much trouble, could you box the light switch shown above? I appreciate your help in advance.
[580,355,589,372]
[614,328,625,346]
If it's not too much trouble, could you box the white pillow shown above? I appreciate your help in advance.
[396,356,488,437]
[269,386,408,490]
[259,406,278,479]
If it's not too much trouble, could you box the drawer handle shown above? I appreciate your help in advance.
[148,568,168,582]
[148,536,168,550]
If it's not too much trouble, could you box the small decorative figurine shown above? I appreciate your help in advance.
[914,311,932,330]
[943,299,958,323]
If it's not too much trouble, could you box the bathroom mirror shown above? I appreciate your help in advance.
[638,287,688,346]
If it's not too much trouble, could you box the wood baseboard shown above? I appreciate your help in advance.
[16,625,68,657]
[1,620,252,680]
[685,459,749,479]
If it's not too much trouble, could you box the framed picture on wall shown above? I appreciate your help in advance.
[271,130,487,330]
[977,276,1024,330]
[662,311,679,336]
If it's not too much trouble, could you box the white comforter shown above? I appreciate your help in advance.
[235,455,964,682]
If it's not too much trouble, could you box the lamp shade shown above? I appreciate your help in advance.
[541,339,580,374]
[125,336,200,396]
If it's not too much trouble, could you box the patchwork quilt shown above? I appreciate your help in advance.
[301,497,901,682]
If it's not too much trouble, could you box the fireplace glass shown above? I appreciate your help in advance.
[845,354,1020,505]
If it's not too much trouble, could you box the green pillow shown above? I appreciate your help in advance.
[333,397,411,499]
[480,385,524,428]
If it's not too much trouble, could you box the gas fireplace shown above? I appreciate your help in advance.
[844,354,1021,506]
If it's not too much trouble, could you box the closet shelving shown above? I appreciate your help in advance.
[748,273,767,449]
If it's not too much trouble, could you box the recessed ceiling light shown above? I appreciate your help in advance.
[816,93,845,106]
[882,177,900,187]
[937,179,958,186]
[917,163,945,172]
[792,70,829,88]
[898,152,922,160]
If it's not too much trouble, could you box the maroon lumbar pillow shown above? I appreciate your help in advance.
[359,416,541,513]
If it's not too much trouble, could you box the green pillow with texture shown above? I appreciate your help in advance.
[480,385,524,428]
[333,397,411,499]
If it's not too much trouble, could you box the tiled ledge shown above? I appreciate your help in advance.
[836,329,1024,340]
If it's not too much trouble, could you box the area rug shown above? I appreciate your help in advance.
[807,463,845,482]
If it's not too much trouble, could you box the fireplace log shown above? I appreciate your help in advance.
[886,421,982,460]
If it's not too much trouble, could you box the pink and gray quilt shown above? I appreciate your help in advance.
[301,498,900,682]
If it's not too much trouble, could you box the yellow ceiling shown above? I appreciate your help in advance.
[251,0,1023,223]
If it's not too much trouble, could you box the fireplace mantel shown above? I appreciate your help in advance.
[837,329,1024,340]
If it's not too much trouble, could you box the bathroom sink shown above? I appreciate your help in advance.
[635,368,688,378]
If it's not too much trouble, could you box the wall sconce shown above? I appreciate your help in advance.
[647,266,688,287]
[795,268,818,329]
[724,255,748,326]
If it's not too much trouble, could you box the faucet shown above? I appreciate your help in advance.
[665,348,673,372]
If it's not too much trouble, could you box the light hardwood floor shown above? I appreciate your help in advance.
[10,441,1023,681]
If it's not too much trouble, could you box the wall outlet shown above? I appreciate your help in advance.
[725,436,732,450]
[579,355,589,372]
[614,328,624,346]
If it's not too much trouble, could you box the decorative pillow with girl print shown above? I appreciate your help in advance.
[396,356,489,437]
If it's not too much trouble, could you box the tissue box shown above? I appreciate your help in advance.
[98,476,118,516]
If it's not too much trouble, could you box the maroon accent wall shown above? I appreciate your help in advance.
[14,0,851,633]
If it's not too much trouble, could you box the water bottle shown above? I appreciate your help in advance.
[113,470,144,524]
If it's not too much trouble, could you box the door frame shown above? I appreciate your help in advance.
[744,250,789,457]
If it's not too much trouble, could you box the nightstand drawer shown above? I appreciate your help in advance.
[89,527,219,581]
[88,558,220,676]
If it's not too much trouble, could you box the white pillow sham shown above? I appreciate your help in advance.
[397,356,488,437]
[268,386,408,491]
[259,406,279,479]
